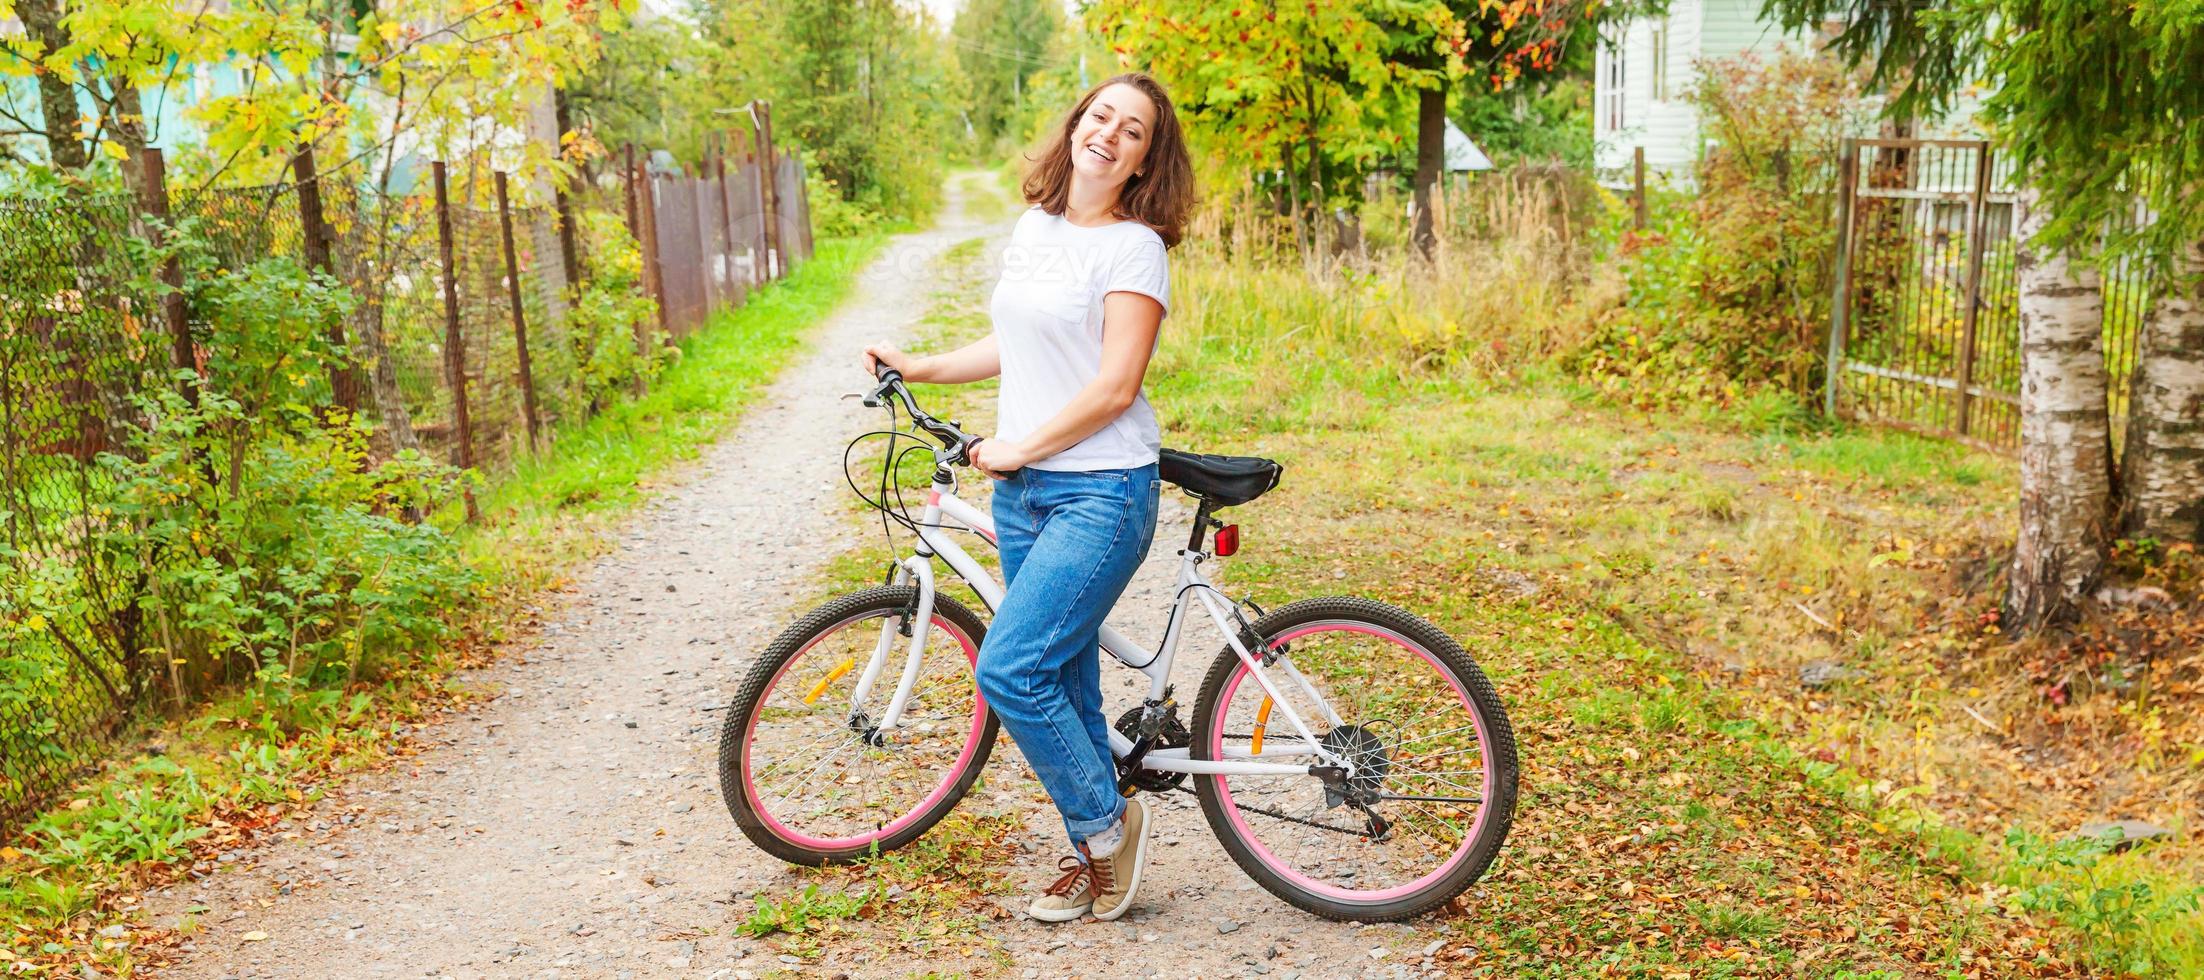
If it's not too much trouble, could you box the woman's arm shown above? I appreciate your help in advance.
[971,291,1163,477]
[863,334,1001,384]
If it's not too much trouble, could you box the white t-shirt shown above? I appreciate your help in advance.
[990,206,1170,472]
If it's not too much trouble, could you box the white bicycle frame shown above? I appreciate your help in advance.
[846,469,1353,778]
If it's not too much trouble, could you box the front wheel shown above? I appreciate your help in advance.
[1190,596,1518,922]
[717,587,998,866]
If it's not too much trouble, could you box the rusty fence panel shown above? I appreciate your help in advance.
[1827,138,2154,452]
[726,157,768,290]
[651,175,709,337]
[645,155,810,338]
[777,154,814,268]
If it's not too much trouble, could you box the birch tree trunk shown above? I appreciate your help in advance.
[2117,234,2204,544]
[2006,188,2114,630]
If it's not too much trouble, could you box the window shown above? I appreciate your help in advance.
[1650,20,1669,100]
[1603,48,1626,130]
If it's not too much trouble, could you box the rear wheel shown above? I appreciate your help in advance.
[1189,596,1517,922]
[718,587,997,866]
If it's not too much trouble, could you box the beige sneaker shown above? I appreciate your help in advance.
[1089,796,1153,921]
[1026,856,1096,923]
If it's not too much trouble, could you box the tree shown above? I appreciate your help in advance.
[2123,238,2204,544]
[2006,187,2114,626]
[1975,3,2204,547]
[1400,0,1597,258]
[1,0,621,456]
[950,0,1062,154]
[1760,0,2204,627]
[1088,0,1456,253]
[3,0,90,171]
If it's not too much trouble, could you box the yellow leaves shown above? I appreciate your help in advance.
[1867,535,1916,569]
[23,614,45,632]
[241,930,269,942]
[0,846,22,862]
[99,139,128,161]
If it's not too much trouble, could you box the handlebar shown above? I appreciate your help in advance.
[865,366,981,467]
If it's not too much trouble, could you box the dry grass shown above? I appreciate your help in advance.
[1168,169,1605,382]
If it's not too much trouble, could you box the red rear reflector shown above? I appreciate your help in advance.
[1215,524,1240,556]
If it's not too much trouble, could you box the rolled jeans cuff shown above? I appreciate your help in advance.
[1066,797,1126,844]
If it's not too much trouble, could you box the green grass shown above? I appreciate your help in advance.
[738,883,874,938]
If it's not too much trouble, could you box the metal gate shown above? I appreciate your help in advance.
[1823,137,2153,450]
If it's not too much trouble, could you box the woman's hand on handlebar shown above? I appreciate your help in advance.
[969,437,1033,481]
[862,341,923,383]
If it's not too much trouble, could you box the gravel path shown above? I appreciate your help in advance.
[149,175,1453,980]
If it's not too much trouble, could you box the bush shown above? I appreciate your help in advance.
[114,254,475,696]
[0,249,474,720]
[2001,826,2203,976]
[569,210,667,411]
[1574,51,1868,405]
[802,154,893,239]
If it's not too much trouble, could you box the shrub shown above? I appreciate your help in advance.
[2000,826,2203,976]
[1574,50,1869,405]
[569,210,666,411]
[0,247,474,725]
[802,155,892,239]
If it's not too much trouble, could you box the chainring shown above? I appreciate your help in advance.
[1113,706,1191,792]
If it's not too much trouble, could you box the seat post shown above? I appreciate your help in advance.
[1184,497,1214,553]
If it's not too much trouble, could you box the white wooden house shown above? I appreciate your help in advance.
[1592,0,1797,182]
[1594,0,1993,190]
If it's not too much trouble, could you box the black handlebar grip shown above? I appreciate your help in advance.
[873,360,902,385]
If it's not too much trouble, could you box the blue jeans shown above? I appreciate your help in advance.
[979,463,1161,846]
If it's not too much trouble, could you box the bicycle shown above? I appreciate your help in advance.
[716,365,1518,922]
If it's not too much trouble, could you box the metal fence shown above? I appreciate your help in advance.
[1825,138,2154,450]
[0,127,813,834]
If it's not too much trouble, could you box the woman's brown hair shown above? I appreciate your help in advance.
[1020,72,1195,248]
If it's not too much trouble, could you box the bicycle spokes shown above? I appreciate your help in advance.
[739,609,985,849]
[1206,621,1495,900]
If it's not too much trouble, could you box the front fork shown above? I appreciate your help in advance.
[848,555,936,738]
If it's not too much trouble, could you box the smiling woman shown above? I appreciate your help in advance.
[858,71,1197,925]
[1018,73,1197,248]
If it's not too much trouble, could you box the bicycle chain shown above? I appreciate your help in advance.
[1159,734,1409,838]
[1159,783,1373,839]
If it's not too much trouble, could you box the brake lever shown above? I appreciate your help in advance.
[844,381,893,408]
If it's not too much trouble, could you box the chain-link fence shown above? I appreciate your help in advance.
[0,134,813,834]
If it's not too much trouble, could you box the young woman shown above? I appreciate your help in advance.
[861,72,1194,923]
